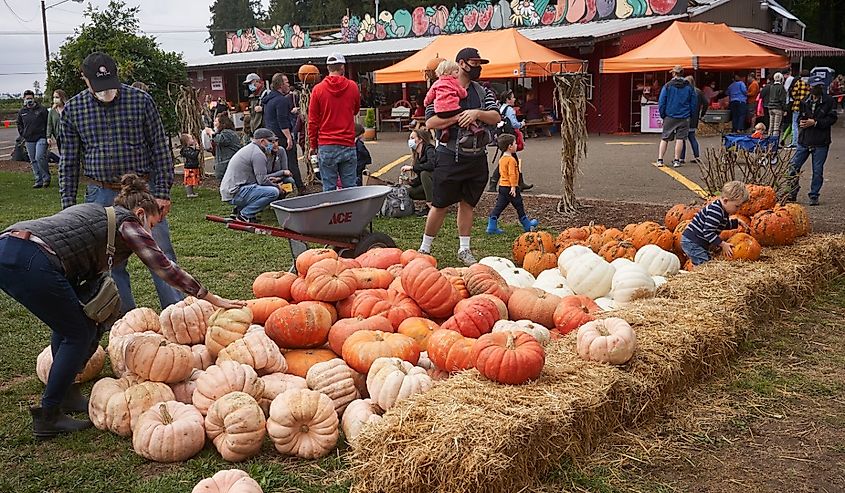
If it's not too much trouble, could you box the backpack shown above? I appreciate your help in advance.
[380,184,414,218]
[495,104,516,136]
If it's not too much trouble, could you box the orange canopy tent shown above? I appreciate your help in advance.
[599,22,789,73]
[374,28,584,84]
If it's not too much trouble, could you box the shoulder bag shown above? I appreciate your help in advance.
[79,207,122,323]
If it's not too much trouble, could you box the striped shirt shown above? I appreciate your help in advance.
[60,84,174,208]
[425,80,497,156]
[682,200,738,248]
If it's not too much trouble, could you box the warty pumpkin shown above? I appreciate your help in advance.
[512,231,555,265]
[252,270,297,299]
[191,361,265,416]
[664,203,701,231]
[749,208,798,246]
[597,239,637,263]
[132,401,206,463]
[737,184,776,217]
[267,388,339,459]
[205,391,266,462]
[722,232,761,261]
[522,245,558,278]
[400,258,459,318]
[781,203,811,236]
[160,297,216,345]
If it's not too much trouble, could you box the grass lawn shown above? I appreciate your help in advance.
[0,170,519,493]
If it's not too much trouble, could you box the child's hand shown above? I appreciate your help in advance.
[509,186,517,197]
[720,241,734,259]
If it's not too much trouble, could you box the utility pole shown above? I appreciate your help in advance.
[41,1,50,71]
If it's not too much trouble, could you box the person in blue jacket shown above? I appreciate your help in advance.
[656,65,697,168]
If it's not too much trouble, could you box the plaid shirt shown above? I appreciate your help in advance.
[790,79,810,112]
[120,220,206,298]
[59,84,174,208]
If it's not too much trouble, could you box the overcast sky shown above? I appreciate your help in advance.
[0,0,271,95]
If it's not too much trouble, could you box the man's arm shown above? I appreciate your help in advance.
[815,99,838,129]
[252,150,272,186]
[278,97,293,149]
[16,111,23,137]
[658,87,667,117]
[59,109,82,208]
[142,95,175,201]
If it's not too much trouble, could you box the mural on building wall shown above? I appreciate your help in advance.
[340,0,680,43]
[226,24,311,54]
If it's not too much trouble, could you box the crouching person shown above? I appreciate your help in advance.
[220,128,286,223]
[681,181,749,266]
[0,174,243,438]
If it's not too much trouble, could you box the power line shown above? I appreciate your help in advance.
[2,0,37,30]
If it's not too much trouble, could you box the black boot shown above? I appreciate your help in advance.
[518,173,533,191]
[60,384,89,414]
[30,406,92,439]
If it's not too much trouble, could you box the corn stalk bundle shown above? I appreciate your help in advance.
[298,86,315,185]
[700,145,794,199]
[553,74,588,215]
[169,84,205,163]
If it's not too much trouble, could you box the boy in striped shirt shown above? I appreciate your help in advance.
[681,181,750,266]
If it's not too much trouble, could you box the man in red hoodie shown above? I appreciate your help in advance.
[308,53,361,191]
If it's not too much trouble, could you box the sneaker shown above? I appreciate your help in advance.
[229,207,241,219]
[418,248,431,255]
[809,197,819,206]
[187,193,199,198]
[457,249,477,266]
[691,157,702,165]
[655,159,664,167]
[235,213,256,223]
[672,160,682,168]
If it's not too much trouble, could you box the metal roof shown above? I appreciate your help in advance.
[733,28,845,57]
[519,14,686,44]
[766,0,806,27]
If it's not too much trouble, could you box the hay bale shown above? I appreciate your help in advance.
[348,235,845,493]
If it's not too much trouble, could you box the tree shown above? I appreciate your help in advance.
[32,80,41,97]
[47,1,189,134]
[208,0,263,55]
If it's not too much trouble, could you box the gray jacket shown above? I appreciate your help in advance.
[767,83,788,111]
[219,142,274,201]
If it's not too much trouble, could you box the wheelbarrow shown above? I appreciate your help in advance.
[206,186,396,271]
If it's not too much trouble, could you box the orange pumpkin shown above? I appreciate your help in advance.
[780,203,811,236]
[673,219,693,255]
[400,249,437,267]
[719,214,751,241]
[455,294,508,320]
[397,317,439,351]
[356,248,403,269]
[555,238,589,255]
[341,330,421,374]
[297,64,320,84]
[553,295,600,335]
[327,315,393,355]
[622,223,638,238]
[749,208,797,246]
[245,297,289,325]
[284,348,337,377]
[305,258,358,302]
[295,249,338,277]
[290,277,313,302]
[252,271,297,299]
[349,268,394,290]
[336,292,359,319]
[600,228,625,244]
[512,231,555,265]
[737,184,776,217]
[472,331,545,385]
[400,259,459,318]
[683,259,694,271]
[556,226,590,243]
[426,329,477,373]
[723,232,761,261]
[265,303,333,349]
[350,288,423,329]
[631,222,674,251]
[299,301,338,324]
[522,245,558,278]
[338,257,362,270]
[507,288,562,328]
[446,274,470,300]
[462,263,511,303]
[664,203,700,231]
[585,233,606,253]
[597,240,637,262]
[440,296,501,338]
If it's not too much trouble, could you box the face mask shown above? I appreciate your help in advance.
[248,83,257,92]
[24,99,34,107]
[812,85,824,97]
[94,89,118,103]
[408,138,417,150]
[265,142,274,153]
[464,65,482,81]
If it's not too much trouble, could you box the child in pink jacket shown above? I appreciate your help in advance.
[424,60,482,145]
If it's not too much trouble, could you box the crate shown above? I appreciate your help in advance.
[701,110,730,124]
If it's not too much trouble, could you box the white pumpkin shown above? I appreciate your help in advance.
[415,351,449,381]
[565,254,616,299]
[491,320,551,346]
[478,256,516,273]
[609,257,637,271]
[557,245,594,275]
[366,357,433,411]
[534,268,566,285]
[635,244,680,277]
[652,275,667,288]
[169,368,204,404]
[594,297,617,312]
[341,398,383,445]
[500,268,536,288]
[533,269,574,297]
[610,267,656,304]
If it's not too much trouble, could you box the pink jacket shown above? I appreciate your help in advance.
[424,76,467,114]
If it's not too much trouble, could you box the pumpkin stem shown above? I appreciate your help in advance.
[300,424,310,433]
[159,403,173,425]
[506,332,516,350]
[596,321,609,337]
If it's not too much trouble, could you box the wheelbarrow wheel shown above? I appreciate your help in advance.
[352,232,396,257]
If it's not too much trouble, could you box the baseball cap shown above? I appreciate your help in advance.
[671,65,684,75]
[326,53,346,65]
[809,75,826,87]
[81,52,120,92]
[253,128,278,141]
[243,73,261,84]
[455,47,489,64]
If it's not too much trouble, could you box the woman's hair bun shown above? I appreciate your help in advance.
[120,173,149,194]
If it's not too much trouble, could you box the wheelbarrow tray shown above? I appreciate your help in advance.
[270,185,391,237]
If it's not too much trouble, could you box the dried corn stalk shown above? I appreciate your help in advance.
[553,74,588,215]
[700,145,794,199]
[169,83,205,163]
[298,86,315,185]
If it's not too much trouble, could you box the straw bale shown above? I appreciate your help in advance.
[348,235,845,493]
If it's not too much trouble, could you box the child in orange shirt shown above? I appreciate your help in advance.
[751,122,766,139]
[487,134,539,234]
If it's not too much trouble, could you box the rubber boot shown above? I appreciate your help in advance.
[519,216,539,232]
[486,217,504,234]
[30,406,92,439]
[60,384,89,414]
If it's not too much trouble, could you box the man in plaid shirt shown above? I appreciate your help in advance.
[59,52,183,313]
[788,69,811,147]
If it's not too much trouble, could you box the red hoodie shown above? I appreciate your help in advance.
[308,74,360,149]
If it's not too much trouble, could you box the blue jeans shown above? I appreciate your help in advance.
[318,145,357,191]
[791,111,801,146]
[680,129,700,160]
[0,237,98,408]
[789,144,828,200]
[85,185,183,312]
[730,101,747,132]
[681,236,711,266]
[231,184,280,218]
[26,138,50,185]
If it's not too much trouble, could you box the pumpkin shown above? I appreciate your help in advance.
[298,63,320,83]
[132,401,205,463]
[664,203,701,231]
[267,388,339,459]
[553,295,601,334]
[719,214,751,241]
[500,268,535,288]
[557,245,595,275]
[245,297,288,325]
[305,358,360,415]
[350,288,423,329]
[342,330,420,374]
[555,238,589,255]
[356,247,403,269]
[722,232,762,261]
[36,345,105,384]
[106,332,145,377]
[258,372,308,415]
[585,233,607,253]
[522,245,558,278]
[170,368,204,404]
[192,361,265,415]
[400,249,437,267]
[673,219,693,254]
[513,231,555,265]
[601,228,625,243]
[597,239,637,263]
[610,257,636,271]
[336,292,359,319]
[290,277,312,302]
[631,223,674,251]
[507,287,561,328]
[576,317,637,365]
[565,254,616,299]
[89,375,175,437]
[610,266,656,304]
[397,317,439,351]
[556,226,590,244]
[205,391,266,462]
[124,333,194,383]
[737,184,776,217]
[491,319,551,346]
[305,258,358,302]
[533,268,574,297]
[462,263,511,303]
[349,268,394,290]
[386,263,404,277]
[328,315,393,355]
[781,203,811,236]
[205,307,253,357]
[159,297,216,345]
[472,331,545,385]
[216,330,287,375]
[191,469,263,493]
[426,329,476,372]
[594,296,617,312]
[622,223,638,237]
[441,296,501,338]
[252,271,297,299]
[416,351,450,381]
[191,344,214,370]
[110,307,161,338]
[634,244,681,277]
[750,208,798,246]
[295,248,338,277]
[478,256,516,273]
[284,348,338,377]
[366,357,433,410]
[400,258,459,318]
[264,303,332,349]
[341,398,383,445]
[299,301,338,324]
